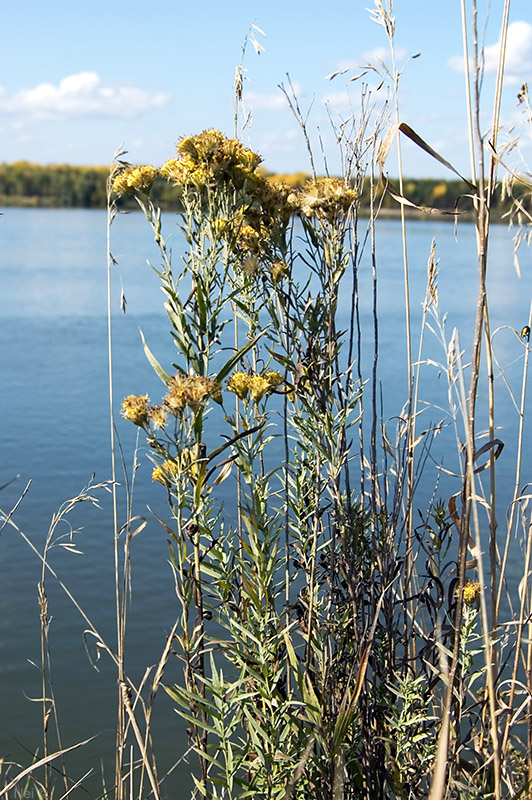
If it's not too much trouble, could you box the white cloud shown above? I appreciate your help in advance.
[0,72,169,119]
[448,20,532,85]
[321,91,354,110]
[245,90,288,111]
[245,82,304,113]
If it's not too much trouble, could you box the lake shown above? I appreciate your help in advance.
[1,207,531,797]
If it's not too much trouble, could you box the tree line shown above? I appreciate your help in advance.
[0,160,529,218]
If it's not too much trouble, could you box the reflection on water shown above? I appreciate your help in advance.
[1,208,531,796]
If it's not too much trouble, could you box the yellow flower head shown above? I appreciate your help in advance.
[152,459,180,486]
[112,165,159,195]
[237,224,262,252]
[163,374,188,415]
[211,217,228,238]
[227,371,281,403]
[151,466,166,485]
[248,375,271,402]
[227,372,251,400]
[264,371,283,389]
[180,443,206,482]
[462,581,481,607]
[121,394,149,425]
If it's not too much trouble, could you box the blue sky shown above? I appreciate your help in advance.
[1,0,531,178]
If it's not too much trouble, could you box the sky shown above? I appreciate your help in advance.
[1,0,531,178]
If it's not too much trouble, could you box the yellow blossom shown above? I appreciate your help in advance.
[462,581,481,607]
[121,394,149,425]
[264,371,283,389]
[211,217,228,237]
[237,224,262,252]
[227,371,281,402]
[227,372,251,400]
[181,444,206,482]
[112,165,159,195]
[161,130,262,192]
[152,466,166,484]
[152,459,180,486]
[248,375,271,402]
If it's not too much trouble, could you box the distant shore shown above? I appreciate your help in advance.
[0,162,526,221]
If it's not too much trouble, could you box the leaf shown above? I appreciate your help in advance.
[377,123,400,171]
[139,328,171,384]
[0,734,100,797]
[398,123,476,190]
[473,438,504,474]
[212,460,234,486]
[382,177,469,216]
[215,329,266,384]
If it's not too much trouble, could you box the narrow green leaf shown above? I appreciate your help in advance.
[139,328,171,384]
[215,329,266,384]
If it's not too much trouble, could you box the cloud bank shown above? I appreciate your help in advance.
[0,72,169,118]
[448,20,532,85]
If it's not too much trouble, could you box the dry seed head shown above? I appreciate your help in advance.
[299,177,357,220]
[164,374,221,414]
[147,404,168,429]
[269,260,287,282]
[241,256,260,276]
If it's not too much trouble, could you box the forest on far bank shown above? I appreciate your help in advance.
[0,160,530,219]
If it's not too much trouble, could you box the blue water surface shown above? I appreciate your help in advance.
[1,207,531,796]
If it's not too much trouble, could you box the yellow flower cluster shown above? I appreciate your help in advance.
[259,178,299,227]
[227,371,283,403]
[121,395,171,430]
[121,394,149,425]
[112,165,159,195]
[163,373,222,414]
[160,129,262,192]
[293,178,358,221]
[462,580,481,607]
[152,459,180,485]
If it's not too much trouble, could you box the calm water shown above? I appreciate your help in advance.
[1,207,531,796]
